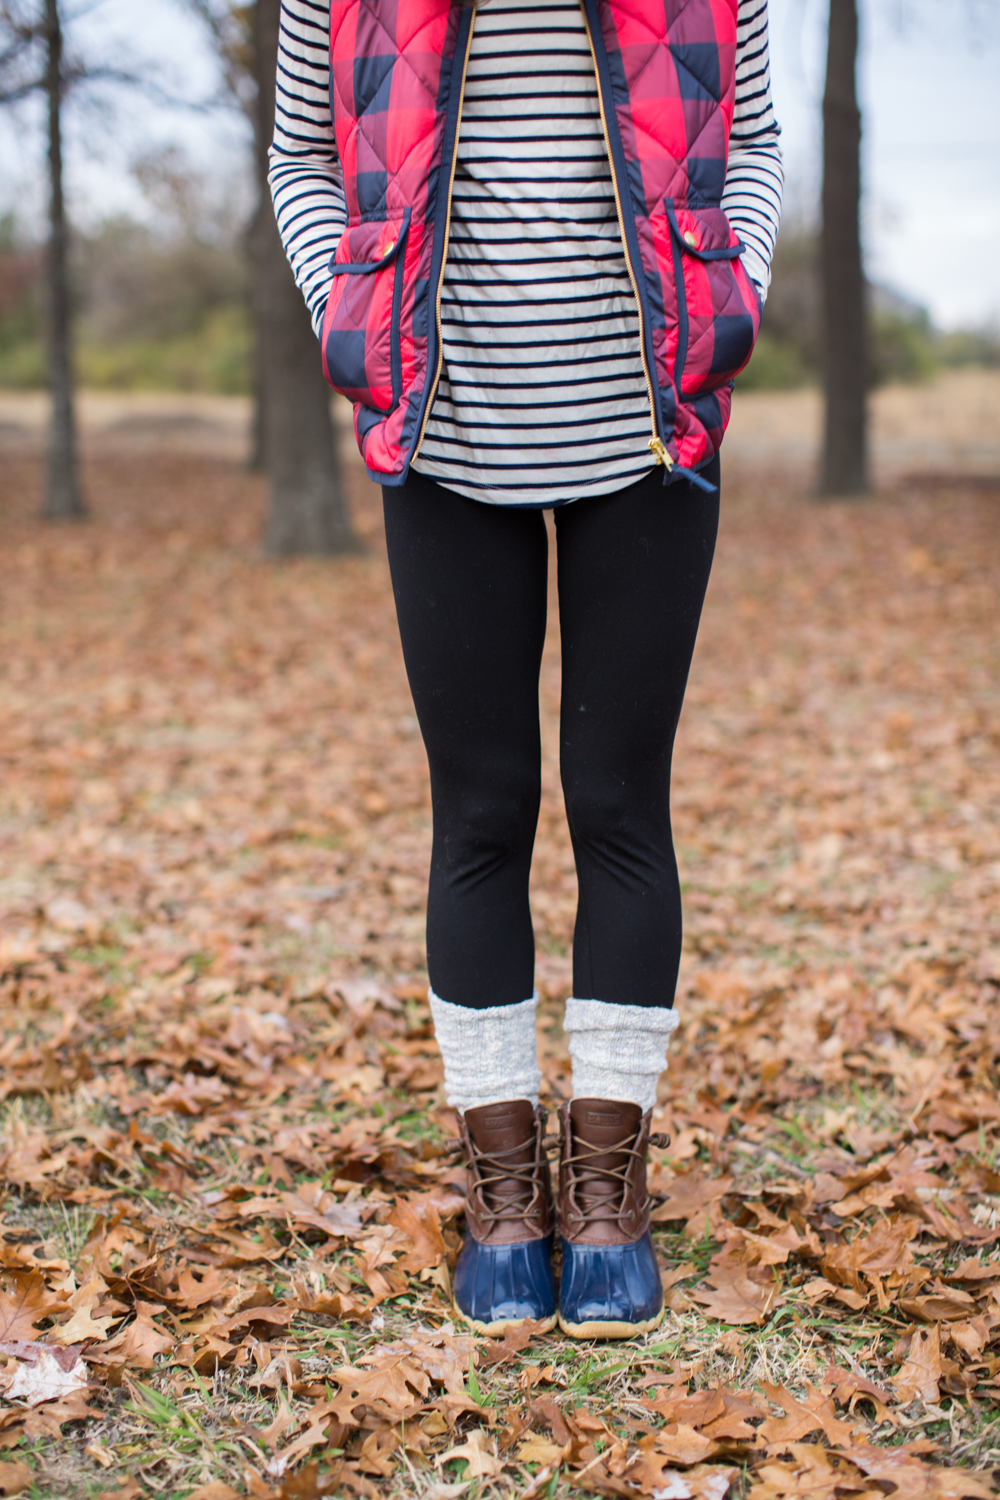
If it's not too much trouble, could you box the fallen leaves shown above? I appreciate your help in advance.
[893,1325,947,1406]
[2,452,1000,1495]
[96,1482,145,1500]
[0,1461,31,1497]
[648,1422,722,1466]
[0,1344,87,1406]
[750,1440,998,1500]
[651,1173,733,1239]
[478,1318,549,1367]
[0,1273,61,1343]
[821,1366,897,1428]
[756,1385,857,1449]
[651,1467,736,1500]
[690,1268,780,1327]
[438,1429,503,1479]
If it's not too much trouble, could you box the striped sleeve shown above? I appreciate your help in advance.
[723,0,783,299]
[267,0,346,336]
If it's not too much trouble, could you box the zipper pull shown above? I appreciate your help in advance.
[648,436,717,494]
[648,436,673,486]
[649,435,676,487]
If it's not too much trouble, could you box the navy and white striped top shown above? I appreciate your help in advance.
[269,0,782,505]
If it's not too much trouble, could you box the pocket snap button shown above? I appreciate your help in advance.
[683,230,698,247]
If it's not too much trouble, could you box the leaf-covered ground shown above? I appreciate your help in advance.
[1,444,999,1500]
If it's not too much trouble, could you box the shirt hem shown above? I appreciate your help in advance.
[408,458,658,507]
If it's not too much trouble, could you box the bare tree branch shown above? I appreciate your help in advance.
[0,1,43,100]
[183,0,256,122]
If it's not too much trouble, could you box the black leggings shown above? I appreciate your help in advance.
[382,458,719,1010]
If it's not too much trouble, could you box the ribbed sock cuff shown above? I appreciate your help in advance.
[428,988,541,1113]
[564,997,679,1113]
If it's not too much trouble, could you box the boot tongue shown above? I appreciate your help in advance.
[569,1099,642,1211]
[464,1099,537,1159]
[463,1100,537,1211]
[570,1099,642,1163]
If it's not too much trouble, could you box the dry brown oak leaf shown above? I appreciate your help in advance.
[757,1383,857,1449]
[0,1461,32,1498]
[643,1385,767,1443]
[893,1324,947,1407]
[690,1267,779,1326]
[0,1273,65,1343]
[437,1429,504,1479]
[326,1356,432,1425]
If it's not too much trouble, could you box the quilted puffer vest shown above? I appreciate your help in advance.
[324,0,761,487]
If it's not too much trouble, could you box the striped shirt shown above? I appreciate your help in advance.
[269,0,782,505]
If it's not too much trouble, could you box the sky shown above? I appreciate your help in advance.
[1,0,999,331]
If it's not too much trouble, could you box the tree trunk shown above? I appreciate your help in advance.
[251,0,358,554]
[819,0,868,497]
[43,0,83,520]
[248,312,266,472]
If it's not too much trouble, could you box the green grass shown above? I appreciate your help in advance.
[0,306,252,396]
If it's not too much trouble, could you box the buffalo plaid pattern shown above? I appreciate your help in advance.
[586,0,758,471]
[325,0,465,479]
[325,0,757,482]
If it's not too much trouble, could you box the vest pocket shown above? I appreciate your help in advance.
[667,203,761,399]
[322,208,411,415]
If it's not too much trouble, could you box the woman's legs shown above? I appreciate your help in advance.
[555,456,720,1014]
[383,468,549,1008]
[384,458,719,1050]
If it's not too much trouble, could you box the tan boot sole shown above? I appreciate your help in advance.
[557,1301,665,1341]
[452,1301,558,1337]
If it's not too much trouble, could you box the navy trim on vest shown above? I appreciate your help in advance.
[665,202,743,261]
[388,210,412,410]
[670,229,689,401]
[329,208,410,275]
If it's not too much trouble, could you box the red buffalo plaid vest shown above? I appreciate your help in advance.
[323,0,761,488]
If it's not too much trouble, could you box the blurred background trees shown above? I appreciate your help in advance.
[0,153,250,395]
[186,0,358,555]
[1,0,84,519]
[820,0,867,496]
[740,227,996,394]
[245,0,358,555]
[0,0,357,553]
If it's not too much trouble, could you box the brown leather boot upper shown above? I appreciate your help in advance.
[558,1098,656,1247]
[459,1099,553,1246]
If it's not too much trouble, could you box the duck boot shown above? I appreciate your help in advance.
[452,1099,557,1335]
[557,1098,666,1339]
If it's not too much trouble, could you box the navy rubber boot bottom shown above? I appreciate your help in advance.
[452,1230,557,1335]
[558,1229,664,1339]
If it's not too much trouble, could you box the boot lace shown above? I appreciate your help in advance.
[443,1119,560,1227]
[467,1137,546,1226]
[564,1128,669,1227]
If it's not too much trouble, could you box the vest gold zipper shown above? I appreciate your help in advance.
[577,0,661,459]
[412,5,478,462]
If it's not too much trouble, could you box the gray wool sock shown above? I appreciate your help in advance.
[428,988,541,1113]
[564,998,679,1112]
